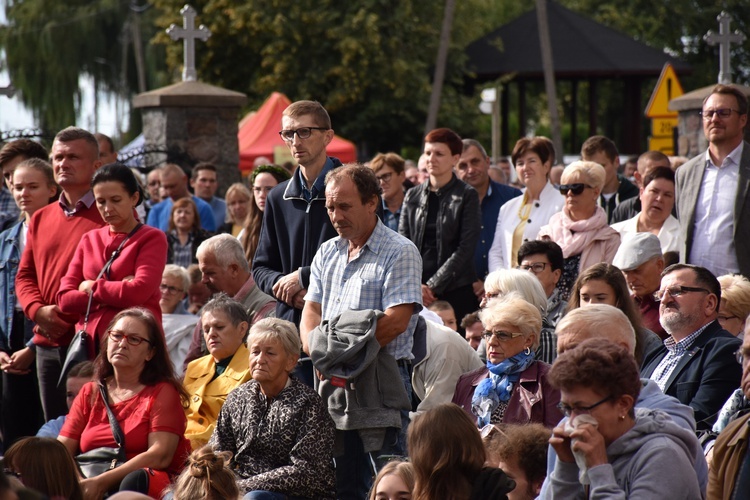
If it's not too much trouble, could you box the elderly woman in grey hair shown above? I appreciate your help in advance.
[209,317,336,499]
[479,268,558,364]
[452,293,562,429]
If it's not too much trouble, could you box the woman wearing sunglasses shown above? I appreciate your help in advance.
[452,294,562,429]
[58,308,191,499]
[545,338,703,499]
[488,137,564,272]
[538,161,620,300]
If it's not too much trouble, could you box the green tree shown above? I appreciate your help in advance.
[0,0,168,136]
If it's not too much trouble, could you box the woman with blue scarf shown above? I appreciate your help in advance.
[452,294,562,428]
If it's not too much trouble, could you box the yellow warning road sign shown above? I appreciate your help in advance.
[645,63,684,118]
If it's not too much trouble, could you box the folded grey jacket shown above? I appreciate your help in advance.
[309,309,410,432]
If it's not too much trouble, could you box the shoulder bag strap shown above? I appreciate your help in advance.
[82,223,143,327]
[98,380,126,453]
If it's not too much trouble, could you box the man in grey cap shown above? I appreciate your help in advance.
[613,233,666,339]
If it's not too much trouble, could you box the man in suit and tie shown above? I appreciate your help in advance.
[676,84,750,277]
[641,264,741,430]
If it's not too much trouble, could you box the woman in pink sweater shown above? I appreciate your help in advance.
[57,164,167,358]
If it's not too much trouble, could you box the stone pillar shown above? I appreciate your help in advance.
[132,80,247,197]
[668,83,750,158]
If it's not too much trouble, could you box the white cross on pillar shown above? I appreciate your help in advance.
[166,4,211,82]
[704,11,746,85]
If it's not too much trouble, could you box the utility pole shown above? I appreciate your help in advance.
[130,0,148,93]
[424,0,456,134]
[536,0,563,160]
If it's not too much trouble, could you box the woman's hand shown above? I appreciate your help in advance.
[549,422,576,463]
[0,351,12,371]
[5,347,34,375]
[80,476,107,500]
[78,280,96,295]
[569,422,608,468]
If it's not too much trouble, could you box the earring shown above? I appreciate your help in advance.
[619,415,625,421]
[524,347,531,355]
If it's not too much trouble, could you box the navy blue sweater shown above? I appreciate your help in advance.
[252,157,342,324]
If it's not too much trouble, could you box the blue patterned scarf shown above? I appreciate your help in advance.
[471,350,536,427]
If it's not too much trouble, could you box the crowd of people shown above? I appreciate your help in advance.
[0,82,747,499]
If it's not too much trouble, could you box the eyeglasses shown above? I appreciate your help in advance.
[735,349,749,365]
[482,330,525,342]
[557,395,613,418]
[700,108,741,120]
[718,314,739,323]
[3,468,20,479]
[480,424,507,440]
[108,330,153,347]
[517,262,548,274]
[652,285,710,301]
[159,284,184,295]
[278,127,329,141]
[558,183,592,196]
[376,172,394,183]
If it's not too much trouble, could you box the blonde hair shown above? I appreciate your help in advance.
[718,274,750,323]
[369,460,415,500]
[480,293,542,349]
[562,161,606,191]
[166,446,238,500]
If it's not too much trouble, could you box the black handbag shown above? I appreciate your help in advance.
[75,381,127,478]
[58,224,143,386]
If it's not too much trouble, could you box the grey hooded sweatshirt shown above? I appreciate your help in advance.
[543,408,704,499]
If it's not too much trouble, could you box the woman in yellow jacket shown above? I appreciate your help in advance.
[183,294,252,449]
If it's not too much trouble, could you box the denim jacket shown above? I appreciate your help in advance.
[0,222,32,352]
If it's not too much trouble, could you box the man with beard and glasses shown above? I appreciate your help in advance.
[641,264,741,429]
[181,234,275,370]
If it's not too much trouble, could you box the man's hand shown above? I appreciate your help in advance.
[273,271,303,306]
[472,280,485,299]
[291,288,306,310]
[421,285,436,307]
[34,305,73,339]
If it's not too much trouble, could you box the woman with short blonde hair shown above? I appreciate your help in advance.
[538,161,620,300]
[452,294,562,428]
[717,274,750,337]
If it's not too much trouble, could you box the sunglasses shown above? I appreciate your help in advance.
[558,183,592,196]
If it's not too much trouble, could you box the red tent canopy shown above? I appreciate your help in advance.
[238,92,357,173]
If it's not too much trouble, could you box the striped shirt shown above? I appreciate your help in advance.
[307,219,423,360]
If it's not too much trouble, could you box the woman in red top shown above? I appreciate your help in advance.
[59,308,190,499]
[57,163,167,357]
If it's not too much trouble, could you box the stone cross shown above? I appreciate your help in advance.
[166,5,211,82]
[704,11,746,84]
[0,83,14,98]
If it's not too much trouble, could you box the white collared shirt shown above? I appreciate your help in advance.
[689,142,743,276]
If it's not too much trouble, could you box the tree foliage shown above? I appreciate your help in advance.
[0,0,168,135]
[153,0,455,155]
[3,0,746,154]
[561,0,750,88]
